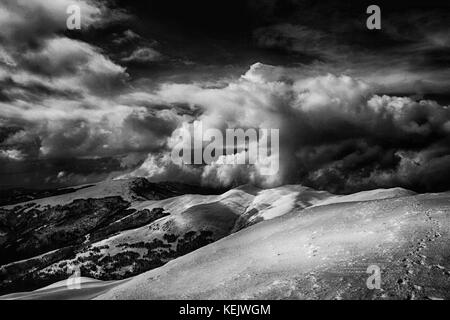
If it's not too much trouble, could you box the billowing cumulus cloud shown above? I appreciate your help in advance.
[125,63,450,193]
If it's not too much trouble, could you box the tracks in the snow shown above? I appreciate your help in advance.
[398,205,445,298]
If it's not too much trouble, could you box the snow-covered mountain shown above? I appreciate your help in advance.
[3,178,449,300]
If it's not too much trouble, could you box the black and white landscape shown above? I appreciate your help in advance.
[0,0,449,300]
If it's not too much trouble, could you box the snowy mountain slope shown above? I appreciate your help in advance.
[313,187,416,207]
[93,191,450,300]
[232,185,333,231]
[35,188,257,282]
[0,180,259,294]
[42,184,395,284]
[0,178,225,294]
[1,278,127,300]
[2,180,434,298]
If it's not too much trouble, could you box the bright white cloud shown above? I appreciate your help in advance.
[126,63,450,191]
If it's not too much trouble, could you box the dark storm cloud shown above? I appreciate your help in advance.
[0,0,449,192]
[249,1,450,96]
[105,0,450,97]
[0,156,129,189]
[0,0,185,188]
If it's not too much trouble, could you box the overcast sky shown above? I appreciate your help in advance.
[0,0,449,193]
